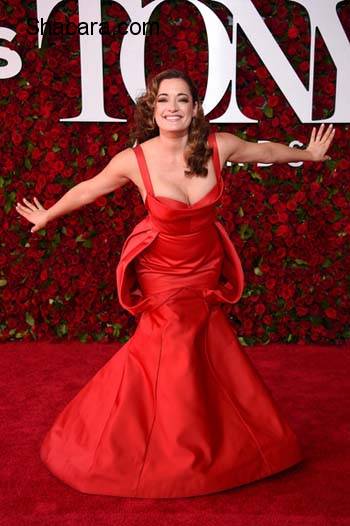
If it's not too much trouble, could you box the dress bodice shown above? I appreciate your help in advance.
[116,132,245,316]
[132,133,224,235]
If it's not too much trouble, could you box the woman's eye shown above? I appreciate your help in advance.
[157,98,189,103]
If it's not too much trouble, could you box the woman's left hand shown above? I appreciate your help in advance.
[306,123,336,161]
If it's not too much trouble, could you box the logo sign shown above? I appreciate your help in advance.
[1,0,349,123]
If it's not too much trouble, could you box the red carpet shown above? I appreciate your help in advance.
[1,341,349,526]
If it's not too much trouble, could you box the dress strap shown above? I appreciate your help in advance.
[134,135,221,195]
[133,145,155,197]
[208,132,221,183]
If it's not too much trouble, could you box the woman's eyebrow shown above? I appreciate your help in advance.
[157,92,190,97]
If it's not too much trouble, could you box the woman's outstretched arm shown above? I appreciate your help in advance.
[218,124,336,165]
[16,147,133,233]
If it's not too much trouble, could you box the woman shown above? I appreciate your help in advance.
[16,69,334,498]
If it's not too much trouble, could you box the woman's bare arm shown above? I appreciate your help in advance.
[16,147,133,233]
[217,124,335,165]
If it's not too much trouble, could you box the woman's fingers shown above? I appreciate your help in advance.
[22,198,36,211]
[16,202,26,212]
[325,130,336,148]
[317,124,335,144]
[16,197,45,213]
[16,204,31,217]
[320,124,334,143]
[316,123,325,141]
[327,127,336,143]
[321,127,335,153]
[310,127,316,143]
[33,197,45,209]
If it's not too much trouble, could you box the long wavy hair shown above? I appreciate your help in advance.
[129,69,213,178]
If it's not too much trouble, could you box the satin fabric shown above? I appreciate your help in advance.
[40,133,303,498]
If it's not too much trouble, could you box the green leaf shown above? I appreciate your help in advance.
[342,327,350,338]
[56,322,68,337]
[24,157,32,170]
[18,78,28,88]
[111,322,122,338]
[277,297,286,307]
[250,171,263,181]
[25,312,35,327]
[322,258,332,268]
[263,106,273,118]
[294,258,308,266]
[51,232,61,249]
[4,191,16,214]
[326,159,337,171]
[26,141,34,153]
[239,223,254,240]
[93,332,105,341]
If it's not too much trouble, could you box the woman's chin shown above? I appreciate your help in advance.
[158,123,190,134]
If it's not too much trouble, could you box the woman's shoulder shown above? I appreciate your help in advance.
[134,136,159,151]
[209,131,227,146]
[109,145,142,186]
[207,131,227,153]
[211,131,239,165]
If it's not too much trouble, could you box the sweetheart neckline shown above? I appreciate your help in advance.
[137,135,222,209]
[148,179,219,207]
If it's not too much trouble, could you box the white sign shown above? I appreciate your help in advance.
[0,0,349,123]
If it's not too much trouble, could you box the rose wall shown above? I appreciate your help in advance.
[1,0,349,345]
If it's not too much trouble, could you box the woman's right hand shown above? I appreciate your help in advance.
[16,197,50,233]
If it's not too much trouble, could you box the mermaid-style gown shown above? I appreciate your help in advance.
[40,133,303,498]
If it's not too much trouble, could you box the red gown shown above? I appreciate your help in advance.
[40,133,303,498]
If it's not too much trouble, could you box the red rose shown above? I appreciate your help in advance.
[256,66,269,80]
[266,277,277,290]
[255,304,266,315]
[175,40,189,51]
[288,26,299,39]
[276,225,291,237]
[325,307,337,320]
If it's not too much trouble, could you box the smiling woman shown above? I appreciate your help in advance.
[15,68,335,499]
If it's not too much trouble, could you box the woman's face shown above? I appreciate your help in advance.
[153,78,198,134]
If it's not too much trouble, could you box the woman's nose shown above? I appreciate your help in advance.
[168,99,178,111]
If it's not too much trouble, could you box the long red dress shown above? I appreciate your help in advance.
[40,133,304,498]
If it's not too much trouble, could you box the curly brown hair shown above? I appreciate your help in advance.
[128,69,213,178]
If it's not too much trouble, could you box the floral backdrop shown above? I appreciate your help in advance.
[1,0,349,345]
